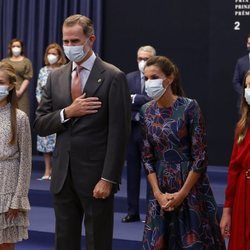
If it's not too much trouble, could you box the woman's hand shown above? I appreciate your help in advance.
[154,192,172,209]
[5,208,19,220]
[16,89,23,99]
[220,207,231,239]
[162,190,187,212]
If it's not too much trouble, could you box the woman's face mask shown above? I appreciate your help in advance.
[0,85,9,101]
[145,78,167,100]
[244,87,250,105]
[47,54,58,65]
[12,47,21,56]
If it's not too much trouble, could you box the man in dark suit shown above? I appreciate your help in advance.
[34,15,131,250]
[233,33,250,109]
[122,45,156,223]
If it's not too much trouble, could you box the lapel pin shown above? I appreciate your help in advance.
[98,79,102,83]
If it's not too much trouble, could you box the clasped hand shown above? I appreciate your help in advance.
[156,191,186,212]
[65,93,102,118]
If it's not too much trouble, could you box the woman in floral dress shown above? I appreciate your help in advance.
[0,62,31,249]
[140,56,225,250]
[36,43,66,180]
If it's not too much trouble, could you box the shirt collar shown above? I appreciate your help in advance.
[72,52,96,72]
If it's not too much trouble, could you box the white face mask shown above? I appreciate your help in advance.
[12,47,21,56]
[63,39,89,62]
[0,85,9,101]
[138,60,146,73]
[145,79,166,100]
[244,88,250,105]
[47,54,58,65]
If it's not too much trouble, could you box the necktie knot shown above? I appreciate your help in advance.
[76,65,83,74]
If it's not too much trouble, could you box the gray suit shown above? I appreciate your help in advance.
[34,57,131,250]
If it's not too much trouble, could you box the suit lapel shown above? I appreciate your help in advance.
[61,62,73,105]
[135,72,142,94]
[83,57,105,97]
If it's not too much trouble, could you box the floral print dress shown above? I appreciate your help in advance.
[0,104,31,243]
[36,66,56,153]
[140,97,225,250]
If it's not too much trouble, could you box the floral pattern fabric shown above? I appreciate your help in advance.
[140,97,225,250]
[36,66,56,153]
[0,103,32,243]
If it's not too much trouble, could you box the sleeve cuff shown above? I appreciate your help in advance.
[60,109,70,123]
[131,94,136,104]
[101,177,116,184]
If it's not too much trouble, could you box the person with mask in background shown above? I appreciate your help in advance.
[140,56,225,249]
[2,39,33,117]
[34,14,131,250]
[122,45,156,223]
[220,71,250,249]
[233,34,250,111]
[36,43,66,180]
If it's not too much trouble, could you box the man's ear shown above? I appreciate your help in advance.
[89,35,96,45]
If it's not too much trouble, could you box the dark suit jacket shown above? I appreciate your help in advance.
[34,57,131,196]
[233,54,250,95]
[126,70,151,121]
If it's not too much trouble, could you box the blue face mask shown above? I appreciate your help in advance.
[0,85,9,101]
[63,39,89,62]
[145,79,166,100]
[245,88,250,105]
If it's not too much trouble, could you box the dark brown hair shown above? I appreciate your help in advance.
[8,38,25,57]
[145,56,185,96]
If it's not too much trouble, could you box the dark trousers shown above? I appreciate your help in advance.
[53,171,114,250]
[126,122,143,215]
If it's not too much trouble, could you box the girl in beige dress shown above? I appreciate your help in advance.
[2,38,33,117]
[0,62,32,250]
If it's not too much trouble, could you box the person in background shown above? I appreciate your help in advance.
[0,61,32,250]
[1,38,33,116]
[36,43,66,180]
[34,14,131,250]
[220,70,250,249]
[140,56,225,249]
[233,34,250,110]
[122,45,156,223]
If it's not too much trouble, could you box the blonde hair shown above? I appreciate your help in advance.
[44,43,66,66]
[236,70,250,144]
[0,61,18,144]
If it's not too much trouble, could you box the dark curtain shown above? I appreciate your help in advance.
[0,0,103,153]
